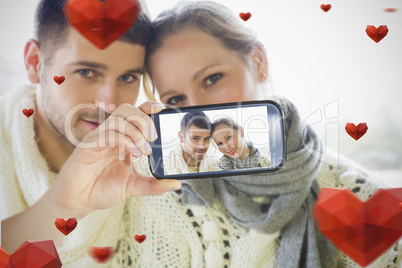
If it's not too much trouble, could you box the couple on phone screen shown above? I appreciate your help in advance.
[163,111,271,175]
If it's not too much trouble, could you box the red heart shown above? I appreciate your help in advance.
[53,76,65,85]
[134,234,146,243]
[366,25,389,43]
[313,188,402,267]
[55,218,77,236]
[22,109,34,118]
[88,247,114,263]
[320,4,331,12]
[345,123,368,141]
[64,0,139,49]
[0,247,10,268]
[384,8,397,13]
[1,241,62,268]
[239,12,251,21]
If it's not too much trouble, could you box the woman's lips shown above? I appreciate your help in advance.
[227,148,236,155]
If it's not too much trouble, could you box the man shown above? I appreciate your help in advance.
[164,111,222,174]
[0,0,181,263]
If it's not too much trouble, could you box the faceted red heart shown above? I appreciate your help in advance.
[22,109,34,118]
[89,247,114,263]
[134,234,146,243]
[345,123,368,141]
[55,218,77,236]
[313,188,402,267]
[0,247,10,268]
[366,25,388,43]
[10,240,62,268]
[53,76,65,85]
[320,4,331,12]
[239,12,251,21]
[64,0,139,49]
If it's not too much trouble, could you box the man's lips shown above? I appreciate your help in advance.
[82,119,101,130]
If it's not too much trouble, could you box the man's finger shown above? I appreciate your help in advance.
[138,101,164,115]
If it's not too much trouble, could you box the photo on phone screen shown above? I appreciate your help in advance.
[148,101,286,179]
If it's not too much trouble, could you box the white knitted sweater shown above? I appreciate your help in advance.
[0,83,401,268]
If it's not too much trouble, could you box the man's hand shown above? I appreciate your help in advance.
[48,101,181,218]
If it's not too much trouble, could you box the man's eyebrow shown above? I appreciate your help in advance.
[68,61,144,74]
[125,67,144,74]
[192,63,222,81]
[69,61,108,70]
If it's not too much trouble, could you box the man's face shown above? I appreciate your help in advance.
[38,28,145,147]
[180,126,211,164]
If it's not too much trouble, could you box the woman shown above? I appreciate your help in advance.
[130,1,401,267]
[211,116,271,169]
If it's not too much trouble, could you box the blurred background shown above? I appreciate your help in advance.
[1,0,401,186]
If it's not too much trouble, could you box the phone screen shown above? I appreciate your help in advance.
[149,100,286,179]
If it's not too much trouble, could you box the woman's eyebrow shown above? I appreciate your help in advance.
[159,89,177,100]
[192,63,222,81]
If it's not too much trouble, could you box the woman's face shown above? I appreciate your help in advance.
[212,124,247,159]
[149,28,266,107]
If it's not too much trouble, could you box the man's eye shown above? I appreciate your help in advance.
[192,137,199,141]
[166,95,185,105]
[78,69,96,78]
[205,73,221,86]
[119,74,138,83]
[205,137,211,141]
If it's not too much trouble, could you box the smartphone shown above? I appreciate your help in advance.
[148,100,286,180]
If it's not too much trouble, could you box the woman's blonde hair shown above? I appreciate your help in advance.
[143,0,273,101]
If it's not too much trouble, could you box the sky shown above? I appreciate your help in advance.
[1,0,401,170]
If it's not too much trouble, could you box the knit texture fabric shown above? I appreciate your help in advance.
[0,83,400,267]
[218,140,270,169]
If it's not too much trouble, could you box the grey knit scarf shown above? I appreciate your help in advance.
[219,140,263,170]
[180,97,339,268]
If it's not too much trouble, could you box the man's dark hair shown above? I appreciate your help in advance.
[34,0,152,65]
[180,111,211,134]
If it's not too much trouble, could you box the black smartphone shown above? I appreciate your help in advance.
[148,100,286,180]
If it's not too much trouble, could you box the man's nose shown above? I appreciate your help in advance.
[94,81,118,112]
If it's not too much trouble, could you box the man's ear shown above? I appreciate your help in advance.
[178,131,184,143]
[250,44,268,82]
[24,39,42,84]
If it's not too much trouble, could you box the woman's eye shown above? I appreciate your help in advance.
[166,95,185,105]
[78,69,96,78]
[226,135,232,140]
[205,73,221,86]
[192,137,199,141]
[119,74,138,83]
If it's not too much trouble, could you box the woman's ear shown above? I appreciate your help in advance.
[239,127,245,138]
[24,39,42,84]
[250,44,268,82]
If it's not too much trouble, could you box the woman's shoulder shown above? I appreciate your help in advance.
[317,148,389,201]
